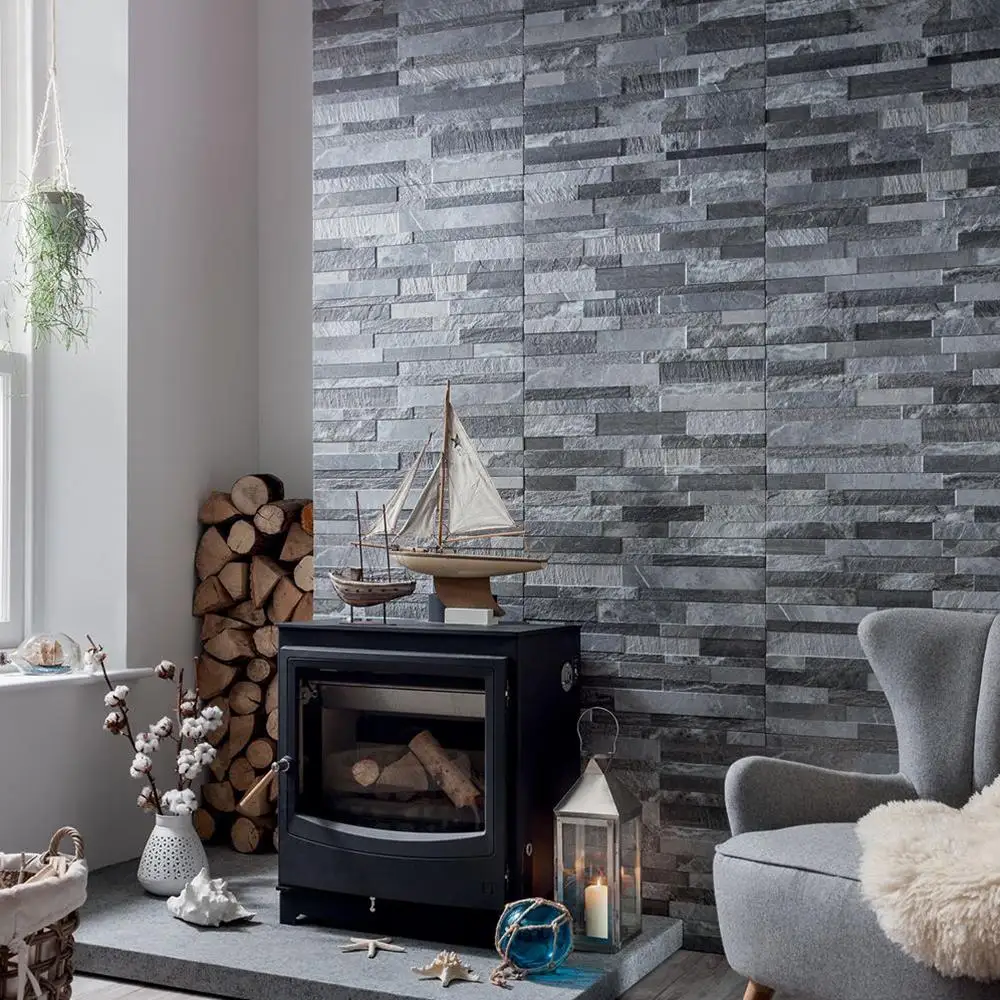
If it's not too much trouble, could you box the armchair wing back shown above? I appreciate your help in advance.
[858,608,1000,807]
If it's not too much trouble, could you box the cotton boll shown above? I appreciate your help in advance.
[130,752,153,779]
[104,710,126,734]
[180,718,206,740]
[151,716,173,738]
[155,660,176,680]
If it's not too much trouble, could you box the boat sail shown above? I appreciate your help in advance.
[360,434,432,543]
[389,383,547,615]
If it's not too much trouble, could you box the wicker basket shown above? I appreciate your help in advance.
[0,828,87,1000]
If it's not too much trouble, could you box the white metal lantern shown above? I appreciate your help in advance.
[553,708,642,952]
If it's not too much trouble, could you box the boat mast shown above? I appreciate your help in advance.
[382,505,392,582]
[436,381,451,549]
[355,491,365,580]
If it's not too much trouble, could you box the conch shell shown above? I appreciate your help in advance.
[166,867,255,927]
[413,951,481,987]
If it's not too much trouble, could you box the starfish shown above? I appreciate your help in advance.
[342,936,406,959]
[412,950,481,987]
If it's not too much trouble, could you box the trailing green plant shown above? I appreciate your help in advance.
[8,182,106,350]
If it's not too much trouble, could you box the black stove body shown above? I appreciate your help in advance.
[276,620,581,943]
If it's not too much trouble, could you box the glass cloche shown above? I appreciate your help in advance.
[12,633,83,675]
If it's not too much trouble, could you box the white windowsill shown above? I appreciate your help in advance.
[0,665,154,693]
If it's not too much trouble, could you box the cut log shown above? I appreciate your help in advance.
[253,625,279,658]
[229,600,267,628]
[227,519,268,557]
[230,680,263,715]
[193,807,216,842]
[204,697,230,747]
[231,474,284,516]
[251,556,285,608]
[266,707,279,741]
[195,526,236,581]
[265,676,279,714]
[237,769,276,818]
[377,752,429,794]
[218,561,250,602]
[352,758,380,787]
[203,780,236,813]
[293,555,315,593]
[229,755,257,793]
[246,738,276,771]
[197,655,237,700]
[199,491,240,527]
[269,577,304,624]
[255,500,306,536]
[229,713,255,756]
[193,576,231,616]
[408,730,480,809]
[279,522,313,563]
[231,815,271,854]
[246,657,274,683]
[300,502,314,535]
[200,614,248,644]
[209,740,232,781]
[204,628,255,663]
[291,592,313,622]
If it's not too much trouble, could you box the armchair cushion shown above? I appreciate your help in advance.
[714,824,999,1000]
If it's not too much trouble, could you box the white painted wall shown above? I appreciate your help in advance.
[1,0,313,870]
[257,0,313,498]
[126,0,260,668]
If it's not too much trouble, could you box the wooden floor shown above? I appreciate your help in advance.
[73,950,792,1000]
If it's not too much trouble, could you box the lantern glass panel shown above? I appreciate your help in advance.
[620,816,641,941]
[556,817,616,948]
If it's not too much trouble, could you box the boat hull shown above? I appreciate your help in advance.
[330,569,416,608]
[393,550,547,579]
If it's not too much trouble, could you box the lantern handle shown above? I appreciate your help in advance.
[577,706,619,757]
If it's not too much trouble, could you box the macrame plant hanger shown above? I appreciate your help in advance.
[29,0,70,190]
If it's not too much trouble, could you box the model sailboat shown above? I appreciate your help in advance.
[330,495,417,615]
[383,384,547,616]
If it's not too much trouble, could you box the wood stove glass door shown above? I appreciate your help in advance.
[289,650,505,852]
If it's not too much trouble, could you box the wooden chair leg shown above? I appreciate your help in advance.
[743,981,775,1000]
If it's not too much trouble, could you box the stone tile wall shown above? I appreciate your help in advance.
[312,0,1000,948]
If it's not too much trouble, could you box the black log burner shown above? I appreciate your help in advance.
[276,621,581,944]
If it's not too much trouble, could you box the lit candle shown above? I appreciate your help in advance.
[584,876,609,938]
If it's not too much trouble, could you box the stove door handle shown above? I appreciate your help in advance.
[272,755,294,774]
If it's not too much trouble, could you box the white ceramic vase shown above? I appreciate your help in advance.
[137,812,209,896]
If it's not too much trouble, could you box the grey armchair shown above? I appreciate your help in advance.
[714,608,1000,1000]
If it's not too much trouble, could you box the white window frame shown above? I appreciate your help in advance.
[0,0,31,650]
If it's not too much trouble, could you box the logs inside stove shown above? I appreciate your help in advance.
[276,621,581,944]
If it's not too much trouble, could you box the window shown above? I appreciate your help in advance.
[0,0,29,648]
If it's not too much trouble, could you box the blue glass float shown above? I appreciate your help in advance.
[494,897,574,977]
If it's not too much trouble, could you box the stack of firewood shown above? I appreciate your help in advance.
[191,473,312,853]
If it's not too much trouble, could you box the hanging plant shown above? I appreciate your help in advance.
[6,8,105,350]
[10,183,105,349]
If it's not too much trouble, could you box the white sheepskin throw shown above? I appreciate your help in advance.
[857,776,1000,982]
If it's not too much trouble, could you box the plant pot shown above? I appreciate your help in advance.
[137,813,209,897]
[32,190,87,253]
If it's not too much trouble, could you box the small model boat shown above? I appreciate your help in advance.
[331,495,416,619]
[329,567,416,608]
[375,383,547,615]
